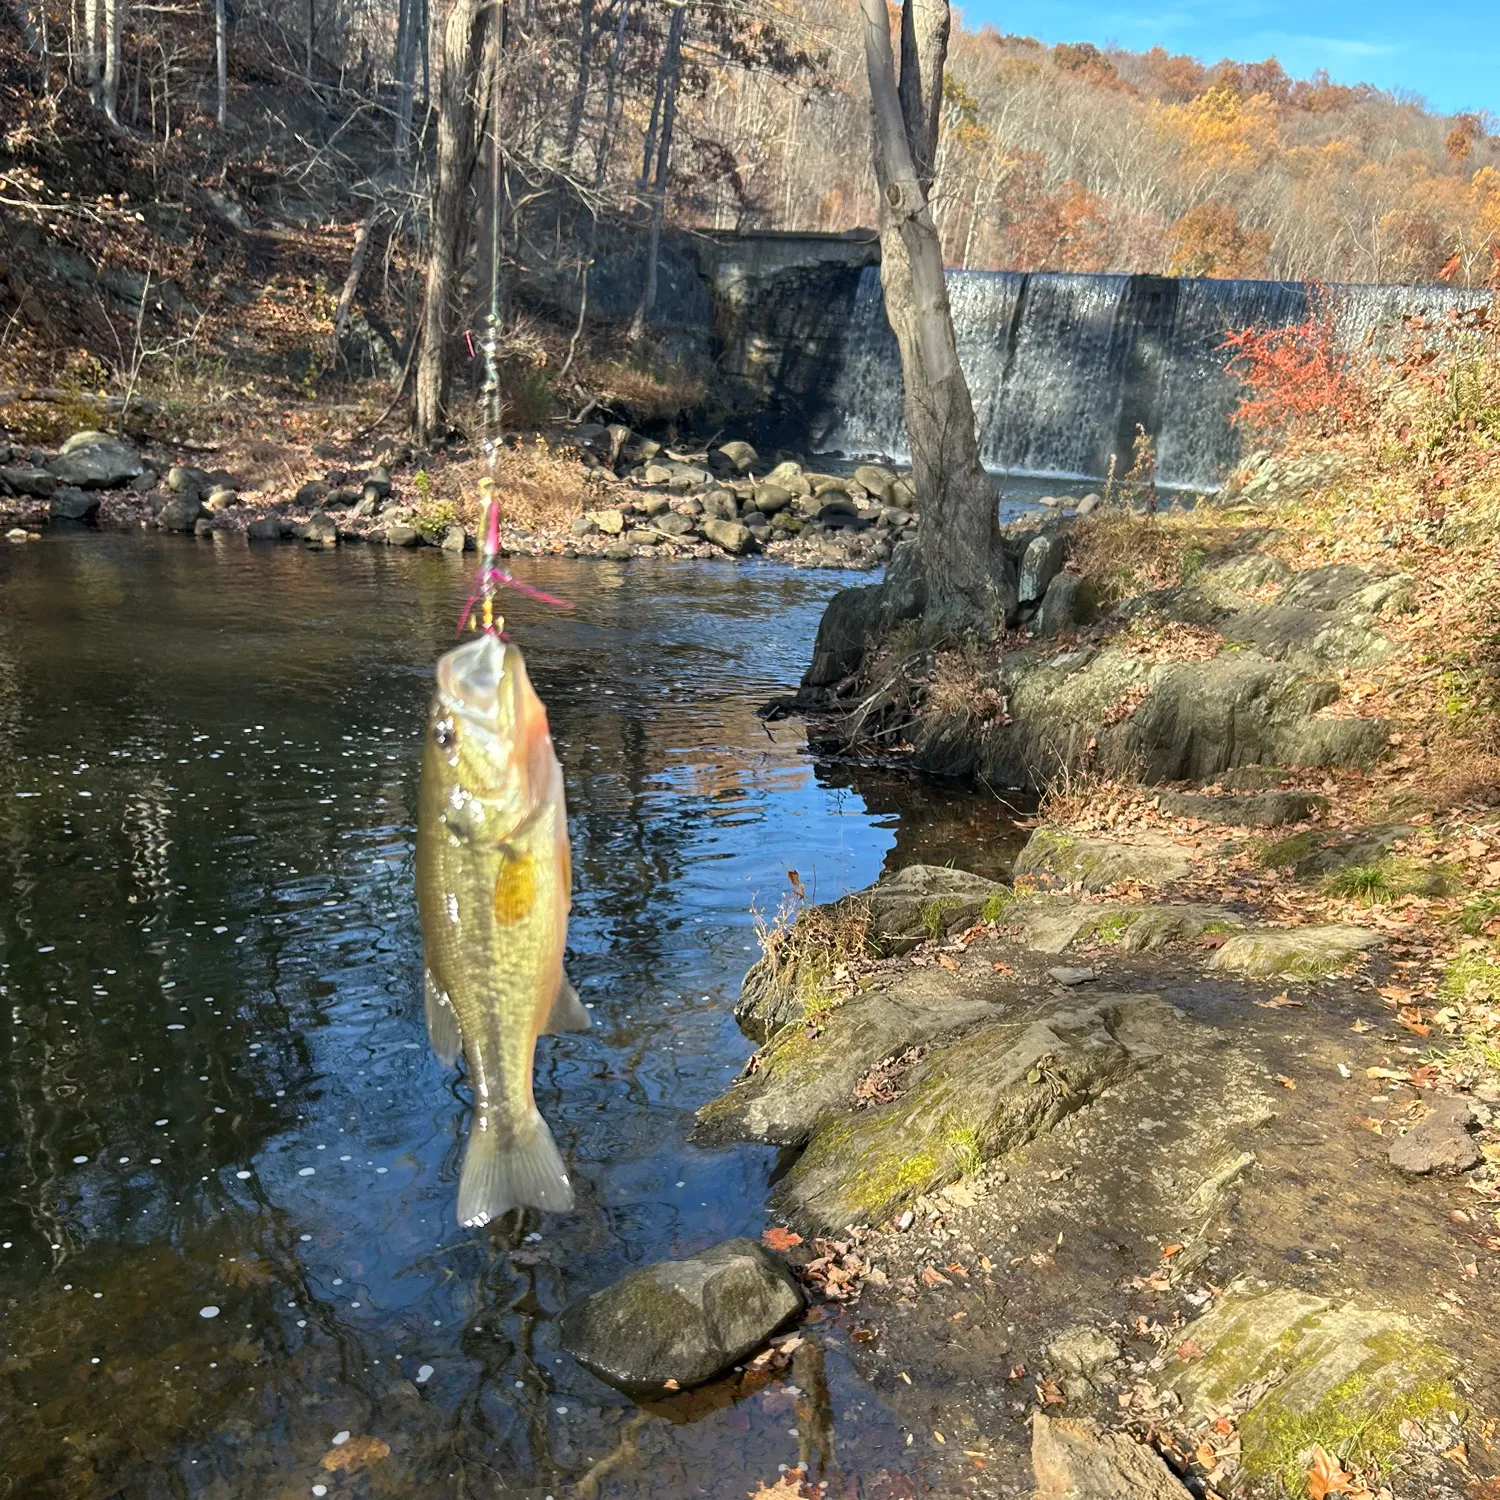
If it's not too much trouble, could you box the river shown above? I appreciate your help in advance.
[0,534,1024,1500]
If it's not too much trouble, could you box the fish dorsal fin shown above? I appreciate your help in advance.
[424,971,463,1066]
[543,973,591,1034]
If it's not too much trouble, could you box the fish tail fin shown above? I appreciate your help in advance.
[457,1109,574,1227]
[543,973,591,1034]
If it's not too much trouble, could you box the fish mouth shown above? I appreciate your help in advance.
[437,634,510,724]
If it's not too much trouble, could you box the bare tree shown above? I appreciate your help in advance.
[629,0,685,345]
[101,0,121,124]
[856,0,1015,631]
[214,0,227,127]
[413,0,492,444]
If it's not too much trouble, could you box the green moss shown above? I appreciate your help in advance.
[1252,831,1321,869]
[797,1110,945,1221]
[1441,949,1500,1003]
[1246,1368,1459,1487]
[1200,919,1241,935]
[1086,911,1137,944]
[945,1123,983,1180]
[980,889,1015,924]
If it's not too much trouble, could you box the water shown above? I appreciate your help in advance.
[0,534,1024,1500]
[812,267,1491,489]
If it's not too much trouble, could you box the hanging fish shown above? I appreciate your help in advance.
[416,631,588,1226]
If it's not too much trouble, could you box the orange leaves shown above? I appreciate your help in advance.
[320,1435,390,1473]
[762,1226,802,1253]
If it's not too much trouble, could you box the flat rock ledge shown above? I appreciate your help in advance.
[1014,829,1194,892]
[1031,1414,1191,1499]
[557,1239,803,1396]
[1207,924,1381,979]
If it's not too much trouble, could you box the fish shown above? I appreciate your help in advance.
[416,631,589,1226]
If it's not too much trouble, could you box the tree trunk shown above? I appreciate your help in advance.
[592,0,632,189]
[855,0,1015,635]
[560,0,592,167]
[82,0,100,104]
[100,0,119,123]
[628,0,683,345]
[214,0,227,127]
[413,0,491,445]
[304,0,314,80]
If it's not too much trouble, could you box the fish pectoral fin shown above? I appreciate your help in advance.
[457,1107,574,1226]
[424,971,464,1067]
[543,973,591,1034]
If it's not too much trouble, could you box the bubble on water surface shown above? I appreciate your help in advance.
[235,1170,251,1180]
[415,1365,434,1384]
[331,1431,349,1446]
[199,1306,220,1319]
[312,1487,327,1497]
[73,1155,88,1164]
[298,1167,315,1177]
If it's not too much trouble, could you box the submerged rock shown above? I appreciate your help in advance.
[1169,1281,1462,1485]
[1014,829,1193,892]
[1031,1414,1191,1499]
[558,1239,802,1395]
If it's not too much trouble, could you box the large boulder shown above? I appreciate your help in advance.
[157,495,204,532]
[1,466,57,498]
[852,464,897,504]
[862,864,1009,955]
[1014,829,1193,892]
[1206,924,1379,979]
[701,517,757,556]
[558,1240,803,1395]
[47,432,144,489]
[1019,533,1066,605]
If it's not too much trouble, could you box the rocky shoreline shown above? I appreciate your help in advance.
[1,424,1099,573]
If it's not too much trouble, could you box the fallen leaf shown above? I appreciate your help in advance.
[750,1465,809,1498]
[1254,990,1303,1009]
[1037,1376,1065,1406]
[320,1435,390,1473]
[1305,1443,1368,1499]
[1162,1243,1183,1258]
[920,1265,953,1288]
[1350,1018,1375,1033]
[1175,1339,1204,1361]
[1274,1074,1298,1090]
[762,1227,802,1252]
[936,954,959,971]
[663,1377,681,1390]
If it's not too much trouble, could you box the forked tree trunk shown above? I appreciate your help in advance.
[413,0,491,444]
[855,0,1015,634]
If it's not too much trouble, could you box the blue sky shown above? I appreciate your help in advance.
[960,0,1499,117]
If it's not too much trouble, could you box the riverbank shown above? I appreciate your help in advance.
[0,421,1103,574]
[708,436,1500,1496]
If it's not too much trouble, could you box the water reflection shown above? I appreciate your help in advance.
[0,537,1017,1497]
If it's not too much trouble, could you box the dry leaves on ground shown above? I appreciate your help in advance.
[320,1435,390,1473]
[762,1226,802,1252]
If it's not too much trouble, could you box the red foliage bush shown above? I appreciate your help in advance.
[1220,287,1366,436]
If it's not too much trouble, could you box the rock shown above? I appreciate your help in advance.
[351,494,377,519]
[322,487,361,508]
[762,460,804,488]
[1388,1098,1481,1175]
[7,526,35,541]
[1156,788,1324,827]
[246,517,284,541]
[157,495,203,532]
[1034,572,1082,637]
[48,489,100,521]
[385,524,422,547]
[202,187,251,230]
[1011,896,1246,955]
[589,508,625,536]
[641,493,673,518]
[700,490,738,522]
[702,517,757,555]
[193,517,215,537]
[570,515,598,536]
[304,510,338,545]
[630,527,663,546]
[771,993,1173,1229]
[1047,1327,1121,1376]
[642,462,674,486]
[440,525,468,553]
[1047,966,1096,987]
[1170,1281,1461,1485]
[203,488,238,514]
[128,468,158,494]
[363,465,392,499]
[47,433,144,489]
[714,440,758,473]
[1019,533,1067,605]
[1076,494,1100,515]
[558,1240,802,1395]
[852,464,897,504]
[801,564,926,690]
[165,465,210,497]
[1031,1414,1191,1500]
[1206,924,1380,979]
[294,481,328,507]
[891,475,917,509]
[752,484,794,514]
[863,864,1010,956]
[1,466,57,498]
[1014,829,1193,892]
[652,511,697,538]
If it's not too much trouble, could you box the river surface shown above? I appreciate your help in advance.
[0,535,1024,1500]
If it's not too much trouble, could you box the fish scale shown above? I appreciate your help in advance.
[415,633,588,1226]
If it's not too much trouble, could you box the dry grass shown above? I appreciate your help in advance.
[577,348,710,423]
[752,891,872,1016]
[1067,507,1192,606]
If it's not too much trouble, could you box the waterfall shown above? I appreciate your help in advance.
[809,267,1491,490]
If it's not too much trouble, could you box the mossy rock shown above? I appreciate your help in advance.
[694,979,994,1149]
[770,993,1176,1230]
[1170,1282,1462,1487]
[1011,895,1246,955]
[1156,788,1325,828]
[863,864,1010,955]
[1207,924,1380,979]
[1013,829,1193,892]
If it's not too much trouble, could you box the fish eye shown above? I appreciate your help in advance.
[433,718,457,749]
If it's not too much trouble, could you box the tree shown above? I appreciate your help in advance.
[855,0,1014,634]
[214,0,227,127]
[413,0,493,444]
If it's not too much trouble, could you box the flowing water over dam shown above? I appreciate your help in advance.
[804,267,1489,489]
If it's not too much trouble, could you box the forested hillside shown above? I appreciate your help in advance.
[1,0,1497,428]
